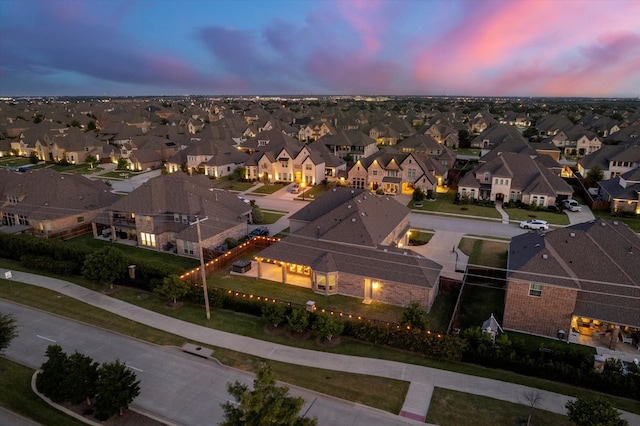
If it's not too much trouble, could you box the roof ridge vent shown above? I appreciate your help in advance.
[542,254,548,259]
[570,232,576,237]
[347,204,352,209]
[351,218,356,222]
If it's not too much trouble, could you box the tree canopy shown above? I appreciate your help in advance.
[94,359,141,420]
[153,274,191,306]
[0,313,17,354]
[81,246,127,287]
[565,396,627,426]
[400,300,429,331]
[221,363,317,426]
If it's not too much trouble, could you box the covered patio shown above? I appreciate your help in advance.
[569,316,639,363]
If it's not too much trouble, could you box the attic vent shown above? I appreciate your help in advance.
[361,212,365,216]
[348,205,352,209]
[570,232,576,237]
[601,222,606,226]
[385,197,389,200]
[363,196,367,199]
[357,199,361,203]
[332,188,337,192]
[613,221,619,225]
[383,248,387,252]
[542,254,548,260]
[403,251,408,255]
[351,218,356,222]
[535,244,540,248]
[350,190,355,194]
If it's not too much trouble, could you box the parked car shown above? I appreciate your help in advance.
[289,183,300,194]
[563,199,582,212]
[248,226,270,238]
[519,219,549,230]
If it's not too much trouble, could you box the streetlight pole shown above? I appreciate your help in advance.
[190,215,211,320]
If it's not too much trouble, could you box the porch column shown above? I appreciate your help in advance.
[281,264,286,283]
[256,261,262,279]
[608,325,620,350]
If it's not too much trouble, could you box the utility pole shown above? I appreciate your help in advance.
[190,215,211,320]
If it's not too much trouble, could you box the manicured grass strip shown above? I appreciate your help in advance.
[0,281,408,414]
[458,238,508,269]
[252,184,287,194]
[261,211,285,224]
[210,180,255,191]
[505,207,570,225]
[408,190,502,219]
[426,387,572,426]
[0,357,87,426]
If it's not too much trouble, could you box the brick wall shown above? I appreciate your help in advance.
[338,272,435,309]
[503,279,577,338]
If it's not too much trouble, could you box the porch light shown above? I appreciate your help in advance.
[372,281,379,290]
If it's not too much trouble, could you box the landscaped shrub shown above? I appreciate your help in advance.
[20,255,78,276]
[262,303,288,327]
[121,258,181,291]
[287,308,310,333]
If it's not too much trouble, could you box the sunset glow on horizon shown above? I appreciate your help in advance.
[1,0,638,97]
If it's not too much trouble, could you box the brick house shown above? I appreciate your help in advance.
[504,219,640,345]
[254,188,443,309]
[94,172,251,258]
[0,168,118,237]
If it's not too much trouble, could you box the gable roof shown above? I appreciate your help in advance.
[508,219,640,327]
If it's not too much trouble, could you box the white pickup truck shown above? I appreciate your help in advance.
[563,199,582,212]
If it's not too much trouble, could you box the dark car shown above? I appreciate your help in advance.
[248,226,269,238]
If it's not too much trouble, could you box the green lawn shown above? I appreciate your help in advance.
[456,283,505,331]
[0,156,32,166]
[260,211,285,225]
[295,182,337,201]
[426,387,572,426]
[0,358,88,426]
[47,163,100,174]
[429,291,457,333]
[66,234,200,271]
[409,229,434,245]
[99,170,141,179]
[454,148,481,156]
[458,238,508,269]
[505,207,570,225]
[211,179,256,192]
[409,190,502,219]
[252,183,287,194]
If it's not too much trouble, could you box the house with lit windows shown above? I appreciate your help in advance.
[0,168,117,237]
[94,172,251,258]
[504,219,640,350]
[345,147,445,195]
[456,152,573,207]
[254,188,443,309]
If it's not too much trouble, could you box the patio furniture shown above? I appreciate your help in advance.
[621,335,633,345]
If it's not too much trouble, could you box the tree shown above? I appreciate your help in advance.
[0,313,17,354]
[565,397,627,426]
[82,246,128,289]
[85,154,98,169]
[70,119,82,128]
[585,166,604,188]
[458,129,470,145]
[29,151,39,164]
[262,303,287,328]
[221,363,317,426]
[522,390,542,426]
[311,313,344,341]
[412,187,426,202]
[87,120,97,131]
[154,274,191,306]
[64,351,99,406]
[252,205,264,224]
[94,359,140,420]
[37,344,69,403]
[117,157,129,170]
[287,308,310,334]
[400,300,429,330]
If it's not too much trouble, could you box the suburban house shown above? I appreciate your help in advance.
[94,172,251,258]
[500,112,532,128]
[544,124,602,157]
[597,168,640,214]
[535,115,574,136]
[457,152,574,206]
[318,130,378,161]
[0,168,118,237]
[578,138,640,180]
[345,147,444,195]
[242,130,329,185]
[298,120,335,142]
[254,188,443,309]
[164,138,248,178]
[470,124,528,151]
[503,219,640,348]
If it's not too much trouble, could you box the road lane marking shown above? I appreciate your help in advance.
[126,364,143,372]
[36,335,56,343]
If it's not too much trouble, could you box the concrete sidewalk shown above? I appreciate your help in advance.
[3,269,639,424]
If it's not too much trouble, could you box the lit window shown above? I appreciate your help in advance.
[140,232,156,247]
[529,283,543,297]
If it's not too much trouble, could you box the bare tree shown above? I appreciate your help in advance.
[522,390,542,426]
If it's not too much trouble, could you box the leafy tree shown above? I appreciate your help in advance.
[565,396,627,426]
[29,151,39,164]
[458,129,470,144]
[585,166,604,188]
[94,359,140,420]
[82,246,128,289]
[221,363,317,426]
[154,274,191,306]
[87,120,97,131]
[69,119,82,128]
[37,344,69,403]
[311,313,344,341]
[252,205,264,224]
[0,313,18,354]
[400,300,429,330]
[262,303,287,328]
[287,308,310,334]
[412,187,426,202]
[64,351,98,405]
[117,157,129,170]
[85,154,98,169]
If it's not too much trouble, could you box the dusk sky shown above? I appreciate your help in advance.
[1,0,639,98]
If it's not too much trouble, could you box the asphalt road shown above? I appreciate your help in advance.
[1,300,424,426]
[409,212,526,239]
